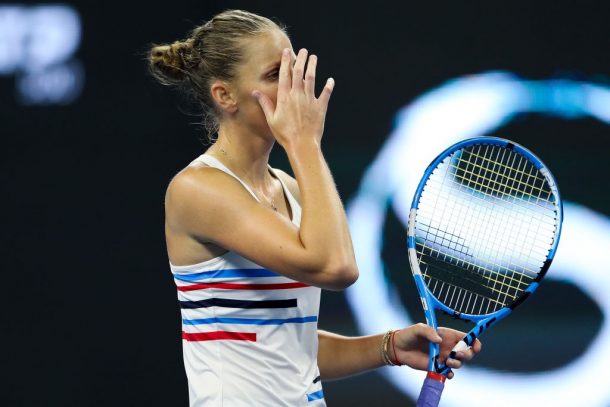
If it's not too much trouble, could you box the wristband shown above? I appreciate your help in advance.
[391,329,402,366]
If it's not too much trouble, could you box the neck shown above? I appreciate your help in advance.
[212,121,275,188]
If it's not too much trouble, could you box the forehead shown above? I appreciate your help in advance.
[241,30,293,71]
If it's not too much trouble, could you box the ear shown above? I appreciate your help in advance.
[210,81,237,113]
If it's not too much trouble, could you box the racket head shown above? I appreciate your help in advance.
[407,137,562,321]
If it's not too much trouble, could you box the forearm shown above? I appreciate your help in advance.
[317,329,389,381]
[285,142,357,287]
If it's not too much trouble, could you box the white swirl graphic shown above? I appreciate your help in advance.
[346,72,610,406]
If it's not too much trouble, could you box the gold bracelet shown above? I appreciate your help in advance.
[380,329,396,366]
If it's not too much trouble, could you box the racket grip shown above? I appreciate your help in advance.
[416,371,446,407]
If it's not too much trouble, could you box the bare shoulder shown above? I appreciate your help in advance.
[165,162,257,238]
[167,162,225,203]
[272,168,302,205]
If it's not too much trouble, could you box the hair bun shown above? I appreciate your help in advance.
[149,40,194,81]
[147,10,285,139]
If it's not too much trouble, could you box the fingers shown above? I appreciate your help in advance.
[281,47,334,108]
[304,54,317,96]
[318,78,335,110]
[278,48,292,95]
[454,338,481,362]
[252,91,276,121]
[472,338,482,353]
[292,48,308,90]
[433,327,483,379]
[446,357,463,369]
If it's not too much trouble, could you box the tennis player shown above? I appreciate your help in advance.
[150,10,481,406]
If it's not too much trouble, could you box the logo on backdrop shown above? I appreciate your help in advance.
[0,4,83,105]
[345,72,610,407]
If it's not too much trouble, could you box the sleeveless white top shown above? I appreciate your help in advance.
[170,154,326,407]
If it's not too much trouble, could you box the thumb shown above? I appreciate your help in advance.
[253,90,275,120]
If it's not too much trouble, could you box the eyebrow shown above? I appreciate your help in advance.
[265,63,280,71]
[262,57,296,72]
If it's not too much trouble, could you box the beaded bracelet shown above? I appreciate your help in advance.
[381,329,398,366]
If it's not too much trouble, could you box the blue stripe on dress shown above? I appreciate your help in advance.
[307,390,324,402]
[183,316,318,325]
[173,268,280,282]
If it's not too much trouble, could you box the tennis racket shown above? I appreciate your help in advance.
[408,137,563,407]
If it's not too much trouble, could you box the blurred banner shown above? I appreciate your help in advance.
[0,4,83,105]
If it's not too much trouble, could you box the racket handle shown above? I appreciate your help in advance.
[416,371,446,407]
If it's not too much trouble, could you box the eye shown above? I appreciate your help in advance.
[268,71,279,80]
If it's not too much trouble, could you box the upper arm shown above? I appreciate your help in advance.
[165,166,347,290]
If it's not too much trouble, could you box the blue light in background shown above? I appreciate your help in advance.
[345,72,610,406]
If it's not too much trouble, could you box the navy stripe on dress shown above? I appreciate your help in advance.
[179,298,298,309]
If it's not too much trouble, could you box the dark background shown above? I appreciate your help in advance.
[2,1,609,406]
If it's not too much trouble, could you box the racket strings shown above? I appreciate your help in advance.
[452,150,556,213]
[446,164,556,214]
[419,180,557,242]
[453,146,541,303]
[416,243,532,292]
[462,150,548,193]
[420,149,558,246]
[422,148,544,275]
[414,144,559,315]
[421,261,506,314]
[425,158,557,223]
[415,217,548,272]
[419,255,520,302]
[421,145,549,310]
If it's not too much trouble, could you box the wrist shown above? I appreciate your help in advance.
[283,138,321,157]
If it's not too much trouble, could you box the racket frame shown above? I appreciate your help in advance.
[407,136,563,375]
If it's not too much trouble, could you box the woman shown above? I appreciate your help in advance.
[150,9,481,406]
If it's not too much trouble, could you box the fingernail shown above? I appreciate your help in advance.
[283,48,290,56]
[457,352,464,358]
[252,91,260,100]
[327,78,334,83]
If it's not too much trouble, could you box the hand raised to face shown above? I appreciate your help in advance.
[253,48,334,150]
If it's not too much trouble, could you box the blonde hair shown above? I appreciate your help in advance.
[148,10,285,139]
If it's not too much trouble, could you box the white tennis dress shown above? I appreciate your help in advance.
[170,154,326,406]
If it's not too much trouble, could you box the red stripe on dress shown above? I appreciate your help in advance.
[182,331,257,342]
[177,282,310,292]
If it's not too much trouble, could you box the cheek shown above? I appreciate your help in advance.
[253,83,279,110]
[262,82,279,104]
[239,81,279,117]
[270,86,278,106]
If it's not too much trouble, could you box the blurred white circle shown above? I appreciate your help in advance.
[346,72,610,407]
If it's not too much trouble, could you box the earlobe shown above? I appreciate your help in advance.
[210,81,237,113]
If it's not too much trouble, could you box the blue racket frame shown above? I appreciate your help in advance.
[407,136,563,376]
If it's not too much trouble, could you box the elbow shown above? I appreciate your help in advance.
[321,258,359,291]
[337,265,359,290]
